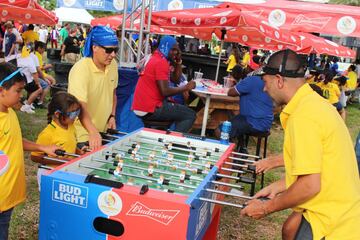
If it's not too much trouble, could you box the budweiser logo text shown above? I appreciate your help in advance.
[126,202,180,225]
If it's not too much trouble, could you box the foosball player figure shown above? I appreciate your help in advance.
[179,170,186,183]
[157,175,165,188]
[205,161,212,172]
[117,159,124,170]
[115,152,125,161]
[167,153,174,165]
[172,162,179,170]
[134,155,142,163]
[167,143,173,150]
[148,164,154,177]
[186,141,191,148]
[186,159,192,168]
[114,165,122,176]
[135,142,141,150]
[149,151,156,160]
[188,153,195,161]
[161,147,168,157]
[127,178,135,185]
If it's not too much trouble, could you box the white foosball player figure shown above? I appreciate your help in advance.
[148,165,154,177]
[172,162,179,170]
[188,153,195,161]
[157,175,164,186]
[114,166,122,176]
[135,142,141,150]
[155,159,161,167]
[205,161,211,171]
[167,154,174,165]
[167,143,173,150]
[179,170,186,183]
[115,152,125,160]
[149,151,156,160]
[161,147,168,157]
[117,160,124,169]
[127,178,134,185]
[186,159,192,168]
[134,155,142,163]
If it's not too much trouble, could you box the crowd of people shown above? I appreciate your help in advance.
[0,19,360,240]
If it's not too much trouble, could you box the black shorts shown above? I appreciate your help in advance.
[333,102,343,111]
[24,81,39,94]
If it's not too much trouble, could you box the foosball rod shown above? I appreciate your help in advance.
[43,156,70,164]
[223,161,256,171]
[199,197,246,209]
[138,135,222,155]
[229,156,256,164]
[205,188,252,200]
[123,143,216,164]
[133,137,221,159]
[231,151,261,159]
[109,150,207,177]
[79,163,197,190]
[55,150,80,158]
[92,158,203,183]
[106,129,128,136]
[38,165,54,170]
[211,180,243,189]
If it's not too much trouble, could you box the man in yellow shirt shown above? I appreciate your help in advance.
[68,26,119,150]
[21,24,39,44]
[0,63,58,240]
[241,49,360,239]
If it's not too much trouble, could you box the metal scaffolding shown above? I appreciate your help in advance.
[119,0,153,68]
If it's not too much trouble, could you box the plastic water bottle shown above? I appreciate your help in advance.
[220,121,232,144]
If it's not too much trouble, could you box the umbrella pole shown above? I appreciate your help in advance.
[215,40,223,83]
[215,30,226,83]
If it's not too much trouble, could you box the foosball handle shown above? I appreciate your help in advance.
[107,129,127,135]
[248,165,256,172]
[55,149,66,156]
[85,174,124,189]
[140,184,149,195]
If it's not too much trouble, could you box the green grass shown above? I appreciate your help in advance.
[8,103,360,240]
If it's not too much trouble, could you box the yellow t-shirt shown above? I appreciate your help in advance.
[280,84,360,240]
[31,121,77,168]
[35,51,47,77]
[0,108,25,212]
[226,54,237,72]
[68,58,118,142]
[305,76,315,84]
[22,30,39,44]
[316,81,340,104]
[241,52,250,67]
[346,71,358,90]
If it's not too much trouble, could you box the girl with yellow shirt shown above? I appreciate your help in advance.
[225,45,241,73]
[31,92,83,188]
[317,71,345,120]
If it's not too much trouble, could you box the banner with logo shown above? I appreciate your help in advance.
[57,0,126,12]
[152,0,220,11]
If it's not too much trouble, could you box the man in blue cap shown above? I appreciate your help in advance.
[68,26,119,149]
[132,35,196,133]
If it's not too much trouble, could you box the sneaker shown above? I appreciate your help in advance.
[30,103,35,110]
[35,103,47,109]
[20,104,35,114]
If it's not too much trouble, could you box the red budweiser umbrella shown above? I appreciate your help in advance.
[0,0,57,25]
[91,14,177,35]
[219,1,360,37]
[151,7,301,46]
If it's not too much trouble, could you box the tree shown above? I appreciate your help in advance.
[38,0,57,10]
[329,0,360,6]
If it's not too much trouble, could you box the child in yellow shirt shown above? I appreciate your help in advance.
[0,63,59,240]
[31,91,83,188]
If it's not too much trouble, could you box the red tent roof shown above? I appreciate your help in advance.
[0,0,57,25]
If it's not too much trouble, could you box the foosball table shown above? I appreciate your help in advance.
[39,128,259,240]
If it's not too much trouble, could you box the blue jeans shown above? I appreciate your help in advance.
[143,100,196,133]
[0,208,13,240]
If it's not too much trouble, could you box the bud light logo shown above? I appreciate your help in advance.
[52,181,88,208]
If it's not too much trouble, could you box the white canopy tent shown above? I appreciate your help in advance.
[54,7,94,25]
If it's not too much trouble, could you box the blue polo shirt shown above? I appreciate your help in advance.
[235,76,274,131]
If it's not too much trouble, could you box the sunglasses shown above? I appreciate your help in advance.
[0,68,23,87]
[56,109,81,119]
[98,45,119,54]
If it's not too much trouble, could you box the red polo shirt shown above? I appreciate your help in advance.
[132,51,170,113]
